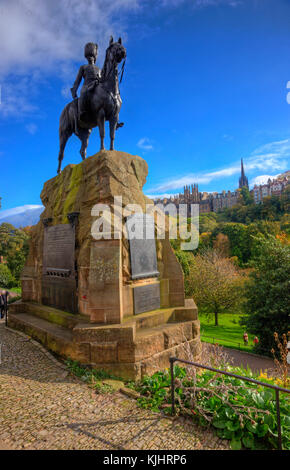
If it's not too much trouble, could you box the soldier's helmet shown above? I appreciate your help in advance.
[84,42,98,60]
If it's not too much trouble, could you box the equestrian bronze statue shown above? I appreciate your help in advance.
[57,36,126,174]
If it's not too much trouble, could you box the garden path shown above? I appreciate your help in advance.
[0,321,228,451]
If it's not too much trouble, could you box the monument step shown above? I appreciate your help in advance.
[8,312,90,364]
[122,303,198,330]
[134,320,195,362]
[9,301,87,329]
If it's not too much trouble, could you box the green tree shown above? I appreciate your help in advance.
[0,223,29,283]
[212,222,250,265]
[0,264,15,288]
[240,187,253,206]
[243,236,290,355]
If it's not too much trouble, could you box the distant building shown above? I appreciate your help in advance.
[211,190,239,212]
[154,184,240,215]
[239,159,249,189]
[252,176,289,204]
[153,159,288,213]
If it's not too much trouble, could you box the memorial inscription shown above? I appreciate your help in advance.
[126,213,159,280]
[133,283,160,314]
[43,224,75,273]
[42,224,77,313]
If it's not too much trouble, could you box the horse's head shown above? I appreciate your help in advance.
[101,36,126,82]
[108,36,126,64]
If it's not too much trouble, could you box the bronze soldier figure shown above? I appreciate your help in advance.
[58,37,126,174]
[71,42,101,122]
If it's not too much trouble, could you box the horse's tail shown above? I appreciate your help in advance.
[58,102,75,174]
[59,102,74,137]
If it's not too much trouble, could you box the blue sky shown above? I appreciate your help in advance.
[0,0,290,213]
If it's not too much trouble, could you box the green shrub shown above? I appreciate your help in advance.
[242,236,290,355]
[0,264,15,288]
[134,366,290,450]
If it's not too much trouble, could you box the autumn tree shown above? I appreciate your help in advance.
[187,249,242,326]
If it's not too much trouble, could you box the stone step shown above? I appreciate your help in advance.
[8,312,90,363]
[9,301,87,330]
[134,321,195,362]
[122,302,197,330]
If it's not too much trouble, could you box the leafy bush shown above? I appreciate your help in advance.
[242,236,290,354]
[0,223,30,283]
[0,264,15,288]
[134,365,290,450]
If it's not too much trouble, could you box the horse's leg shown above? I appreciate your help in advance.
[79,128,92,160]
[57,131,71,174]
[98,109,105,150]
[109,116,118,151]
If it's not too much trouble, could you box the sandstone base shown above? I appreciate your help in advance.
[8,299,201,380]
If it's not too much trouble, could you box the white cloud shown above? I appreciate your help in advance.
[145,193,178,199]
[160,0,242,7]
[0,0,139,118]
[137,137,154,151]
[0,205,43,220]
[149,138,290,193]
[25,123,38,135]
[0,0,244,119]
[250,175,279,187]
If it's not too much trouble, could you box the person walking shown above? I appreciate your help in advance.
[0,291,5,319]
[243,332,249,346]
[253,336,259,346]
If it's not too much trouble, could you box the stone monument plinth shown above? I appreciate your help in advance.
[9,151,201,379]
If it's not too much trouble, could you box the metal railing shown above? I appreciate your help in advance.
[169,356,290,451]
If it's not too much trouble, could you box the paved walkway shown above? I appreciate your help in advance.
[0,321,228,450]
[224,348,275,374]
[203,343,276,375]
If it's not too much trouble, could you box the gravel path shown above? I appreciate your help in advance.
[0,321,228,450]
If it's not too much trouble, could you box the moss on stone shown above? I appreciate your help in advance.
[62,164,83,223]
[53,172,65,219]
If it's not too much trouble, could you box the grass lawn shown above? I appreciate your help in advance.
[199,312,256,353]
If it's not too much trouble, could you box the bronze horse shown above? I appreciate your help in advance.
[57,37,126,174]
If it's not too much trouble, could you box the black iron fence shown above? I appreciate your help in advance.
[169,356,290,451]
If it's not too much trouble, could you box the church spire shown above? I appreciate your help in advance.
[239,158,249,189]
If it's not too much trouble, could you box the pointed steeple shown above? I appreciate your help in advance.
[239,158,249,189]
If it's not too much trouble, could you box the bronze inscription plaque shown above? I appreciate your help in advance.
[42,224,77,313]
[133,283,160,315]
[126,214,159,280]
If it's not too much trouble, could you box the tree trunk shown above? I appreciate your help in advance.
[214,311,218,326]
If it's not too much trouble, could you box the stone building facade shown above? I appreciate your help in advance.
[252,176,289,204]
[154,185,240,215]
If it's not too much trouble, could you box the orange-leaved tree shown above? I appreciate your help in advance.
[187,249,243,326]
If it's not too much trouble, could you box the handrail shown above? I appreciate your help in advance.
[169,356,290,451]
